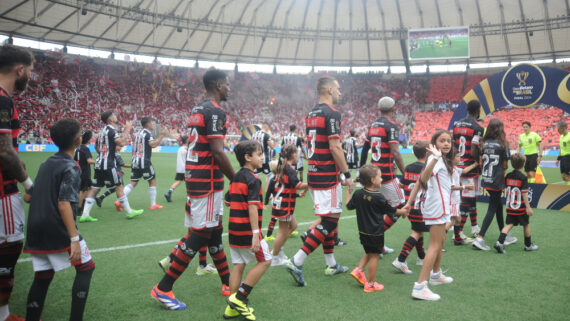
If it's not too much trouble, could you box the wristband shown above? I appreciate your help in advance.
[339,173,346,183]
[462,185,465,190]
[252,229,260,234]
[433,156,441,161]
[22,177,33,191]
[343,171,351,179]
[70,235,80,242]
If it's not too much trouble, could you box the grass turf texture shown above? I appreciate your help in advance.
[410,37,469,59]
[10,152,569,321]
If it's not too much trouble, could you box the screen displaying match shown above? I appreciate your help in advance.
[408,27,469,60]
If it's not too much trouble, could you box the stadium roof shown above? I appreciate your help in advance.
[1,0,569,70]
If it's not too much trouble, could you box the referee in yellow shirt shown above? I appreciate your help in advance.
[556,121,570,185]
[516,121,543,183]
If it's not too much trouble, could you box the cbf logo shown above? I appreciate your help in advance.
[501,63,546,108]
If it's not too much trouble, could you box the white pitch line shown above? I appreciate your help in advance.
[17,215,356,263]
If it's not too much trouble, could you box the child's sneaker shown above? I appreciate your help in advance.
[453,239,468,246]
[524,244,539,251]
[196,263,216,276]
[95,197,103,208]
[471,225,480,237]
[494,241,506,254]
[383,246,394,254]
[412,282,440,301]
[114,200,122,211]
[429,271,453,285]
[324,264,348,276]
[265,235,276,242]
[150,285,186,310]
[223,305,240,319]
[416,257,424,266]
[150,204,164,210]
[335,238,347,246]
[364,282,385,293]
[221,284,231,296]
[472,237,490,251]
[270,257,283,267]
[164,192,172,203]
[504,234,518,245]
[392,259,413,274]
[289,231,299,237]
[285,259,306,286]
[350,267,366,285]
[227,293,255,320]
[158,257,171,273]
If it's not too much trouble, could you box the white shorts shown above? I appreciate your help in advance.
[310,183,343,216]
[460,177,480,198]
[230,239,272,264]
[31,239,92,272]
[380,178,406,208]
[189,191,223,229]
[451,204,460,217]
[278,215,293,223]
[0,193,25,244]
[424,212,451,226]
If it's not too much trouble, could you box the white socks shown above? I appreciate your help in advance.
[293,250,308,266]
[0,305,9,321]
[324,253,337,267]
[124,184,133,196]
[118,195,132,214]
[82,198,95,217]
[149,186,157,206]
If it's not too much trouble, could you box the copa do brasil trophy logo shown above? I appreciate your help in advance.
[501,63,546,108]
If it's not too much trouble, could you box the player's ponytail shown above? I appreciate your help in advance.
[277,144,298,183]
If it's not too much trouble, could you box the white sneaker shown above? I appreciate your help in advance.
[416,257,424,266]
[196,263,217,276]
[524,244,539,251]
[392,259,413,274]
[412,282,440,301]
[429,271,453,285]
[271,257,283,267]
[383,246,394,254]
[472,238,490,251]
[471,225,480,237]
[504,234,518,245]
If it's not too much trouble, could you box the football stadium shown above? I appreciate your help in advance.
[0,1,569,320]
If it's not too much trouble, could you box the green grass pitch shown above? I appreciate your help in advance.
[9,152,569,320]
[410,37,469,59]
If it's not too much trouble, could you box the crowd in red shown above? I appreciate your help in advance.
[13,50,567,149]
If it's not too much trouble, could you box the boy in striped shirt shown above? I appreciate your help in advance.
[225,140,272,320]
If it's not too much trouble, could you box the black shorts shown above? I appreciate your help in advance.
[131,165,156,181]
[175,173,185,181]
[80,175,92,192]
[92,168,122,189]
[560,155,570,175]
[359,233,384,254]
[506,214,529,226]
[347,162,358,170]
[524,154,538,173]
[254,163,270,175]
[409,209,429,232]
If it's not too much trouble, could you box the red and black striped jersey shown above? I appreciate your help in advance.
[401,161,425,210]
[306,103,341,190]
[0,88,20,197]
[228,168,263,248]
[452,117,484,178]
[366,117,399,182]
[270,165,302,217]
[505,170,529,216]
[185,100,227,198]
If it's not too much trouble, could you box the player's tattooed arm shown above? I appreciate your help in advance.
[0,133,28,182]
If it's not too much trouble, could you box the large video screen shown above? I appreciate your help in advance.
[408,27,469,60]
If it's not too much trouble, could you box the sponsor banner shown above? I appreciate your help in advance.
[477,183,570,212]
[449,64,570,128]
[19,144,182,153]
